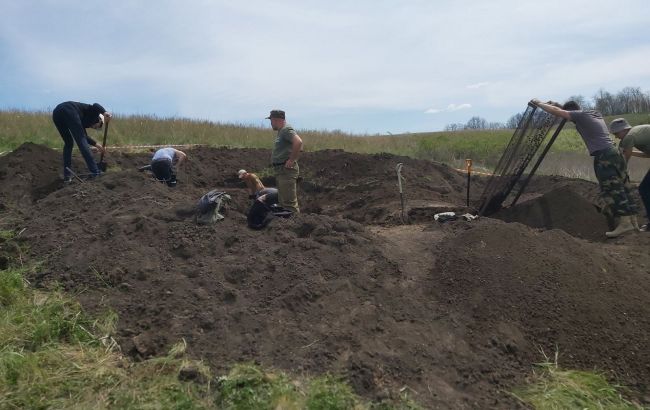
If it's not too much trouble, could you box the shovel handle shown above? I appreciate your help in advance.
[99,121,109,164]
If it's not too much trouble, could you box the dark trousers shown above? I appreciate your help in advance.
[151,159,176,186]
[639,169,650,223]
[52,103,99,178]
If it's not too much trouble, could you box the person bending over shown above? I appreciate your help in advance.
[52,101,111,181]
[238,169,270,199]
[150,147,187,187]
[610,118,650,232]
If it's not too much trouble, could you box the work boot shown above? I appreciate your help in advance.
[605,215,635,238]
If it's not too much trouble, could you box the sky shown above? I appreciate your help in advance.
[1,0,650,135]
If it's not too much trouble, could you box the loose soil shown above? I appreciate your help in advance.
[1,142,649,409]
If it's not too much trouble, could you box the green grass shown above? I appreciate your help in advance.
[216,363,302,409]
[513,352,644,410]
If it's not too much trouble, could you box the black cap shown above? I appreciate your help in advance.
[265,109,285,119]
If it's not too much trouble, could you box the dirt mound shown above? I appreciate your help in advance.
[432,220,650,395]
[2,143,650,408]
[493,186,610,241]
[0,143,65,210]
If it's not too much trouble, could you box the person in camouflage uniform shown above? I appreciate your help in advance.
[531,99,638,237]
[609,118,650,231]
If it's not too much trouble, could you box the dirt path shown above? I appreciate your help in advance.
[370,223,443,284]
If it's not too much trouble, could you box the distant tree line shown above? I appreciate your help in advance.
[444,86,650,131]
[444,117,506,131]
[592,86,650,115]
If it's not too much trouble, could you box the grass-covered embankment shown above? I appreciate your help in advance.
[0,229,422,409]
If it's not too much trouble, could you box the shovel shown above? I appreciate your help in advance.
[98,121,109,172]
[396,163,408,224]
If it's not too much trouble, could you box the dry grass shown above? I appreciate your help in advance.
[0,109,647,182]
[513,351,643,409]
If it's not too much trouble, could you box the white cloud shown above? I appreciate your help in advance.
[425,104,472,114]
[466,82,490,89]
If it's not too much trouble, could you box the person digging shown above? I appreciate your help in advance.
[150,147,187,187]
[52,101,111,181]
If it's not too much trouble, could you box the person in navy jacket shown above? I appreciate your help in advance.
[52,101,111,180]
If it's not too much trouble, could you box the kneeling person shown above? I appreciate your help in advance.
[238,169,266,199]
[151,147,186,187]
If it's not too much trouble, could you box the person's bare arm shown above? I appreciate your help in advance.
[631,149,650,158]
[622,147,633,162]
[530,98,572,120]
[174,150,187,165]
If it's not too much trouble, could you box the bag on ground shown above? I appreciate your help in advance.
[196,190,231,224]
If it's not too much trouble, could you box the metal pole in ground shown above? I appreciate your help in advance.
[465,158,472,207]
[396,163,407,223]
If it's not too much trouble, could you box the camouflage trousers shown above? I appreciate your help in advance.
[593,147,638,217]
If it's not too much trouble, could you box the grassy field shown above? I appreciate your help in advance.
[2,110,649,181]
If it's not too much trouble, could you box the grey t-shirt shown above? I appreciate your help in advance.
[271,125,297,164]
[619,125,650,154]
[568,110,614,155]
[152,147,176,162]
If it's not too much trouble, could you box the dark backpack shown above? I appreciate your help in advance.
[196,190,231,224]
